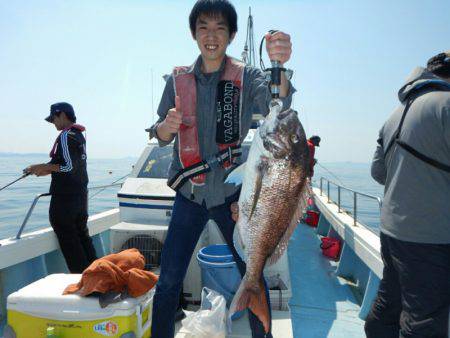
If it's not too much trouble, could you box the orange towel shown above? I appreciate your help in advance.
[63,248,158,298]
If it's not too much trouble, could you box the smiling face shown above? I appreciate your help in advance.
[193,13,235,71]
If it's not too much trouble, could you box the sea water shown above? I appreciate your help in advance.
[0,154,383,240]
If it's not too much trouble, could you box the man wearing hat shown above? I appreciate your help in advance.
[366,52,450,337]
[25,102,97,273]
[307,135,321,177]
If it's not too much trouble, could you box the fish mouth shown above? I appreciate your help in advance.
[262,133,290,158]
[260,108,304,159]
[277,108,294,120]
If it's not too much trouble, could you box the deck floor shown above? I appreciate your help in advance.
[288,223,366,337]
[175,310,293,338]
[176,222,366,338]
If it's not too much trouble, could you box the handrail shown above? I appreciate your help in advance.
[16,193,51,239]
[319,177,382,227]
[15,182,124,239]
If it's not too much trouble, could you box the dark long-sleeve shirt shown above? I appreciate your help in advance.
[148,56,295,208]
[49,126,88,194]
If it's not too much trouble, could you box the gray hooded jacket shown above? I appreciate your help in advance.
[371,67,450,244]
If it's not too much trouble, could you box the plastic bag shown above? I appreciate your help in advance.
[181,287,227,338]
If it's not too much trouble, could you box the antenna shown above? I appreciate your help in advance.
[151,67,154,124]
[242,7,256,67]
[243,7,263,127]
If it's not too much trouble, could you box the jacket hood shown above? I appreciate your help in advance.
[398,67,450,103]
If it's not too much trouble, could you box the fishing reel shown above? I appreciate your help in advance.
[259,30,293,100]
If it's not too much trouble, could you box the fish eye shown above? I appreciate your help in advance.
[290,134,299,143]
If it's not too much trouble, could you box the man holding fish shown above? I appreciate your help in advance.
[146,1,309,337]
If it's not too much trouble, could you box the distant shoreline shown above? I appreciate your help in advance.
[0,152,48,157]
[0,152,138,161]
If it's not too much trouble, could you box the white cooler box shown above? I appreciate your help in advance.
[5,274,154,338]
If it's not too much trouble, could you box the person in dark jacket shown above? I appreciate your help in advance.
[365,52,450,338]
[25,102,97,273]
[307,135,320,177]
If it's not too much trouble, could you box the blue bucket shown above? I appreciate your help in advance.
[197,245,245,320]
[198,244,234,263]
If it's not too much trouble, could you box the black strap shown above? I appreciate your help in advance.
[397,141,450,172]
[168,145,242,191]
[383,99,414,156]
[384,87,450,173]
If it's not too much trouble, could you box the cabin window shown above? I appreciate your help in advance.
[137,146,173,179]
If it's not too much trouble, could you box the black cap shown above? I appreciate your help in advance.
[309,135,321,146]
[427,52,450,78]
[45,102,76,123]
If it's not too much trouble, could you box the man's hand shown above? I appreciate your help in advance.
[25,164,56,177]
[265,31,292,97]
[157,95,183,141]
[230,202,239,222]
[265,31,292,65]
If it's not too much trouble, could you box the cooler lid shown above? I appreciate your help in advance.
[7,274,153,320]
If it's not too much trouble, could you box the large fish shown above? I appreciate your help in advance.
[226,104,310,333]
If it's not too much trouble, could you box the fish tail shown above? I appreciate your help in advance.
[229,277,270,333]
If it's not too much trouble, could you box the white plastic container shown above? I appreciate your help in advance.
[6,274,154,338]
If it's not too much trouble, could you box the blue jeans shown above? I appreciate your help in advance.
[151,192,273,338]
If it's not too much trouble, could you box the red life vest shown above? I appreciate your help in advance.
[173,56,245,187]
[307,140,316,177]
[49,124,86,158]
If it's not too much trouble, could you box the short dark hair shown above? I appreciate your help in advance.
[60,111,76,123]
[189,0,238,37]
[427,52,450,78]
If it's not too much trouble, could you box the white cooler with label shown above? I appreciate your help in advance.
[5,274,154,338]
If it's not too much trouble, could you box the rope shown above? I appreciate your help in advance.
[316,161,345,186]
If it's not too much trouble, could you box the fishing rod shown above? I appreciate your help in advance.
[88,173,130,200]
[0,172,30,192]
[316,161,346,186]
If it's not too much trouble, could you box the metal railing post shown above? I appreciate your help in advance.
[338,186,341,213]
[327,181,330,202]
[16,193,51,239]
[317,177,382,232]
[13,181,124,240]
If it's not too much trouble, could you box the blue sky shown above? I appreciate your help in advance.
[0,0,449,162]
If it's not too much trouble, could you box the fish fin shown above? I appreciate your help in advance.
[229,277,270,334]
[224,163,246,186]
[266,181,311,266]
[249,156,269,220]
[233,222,247,261]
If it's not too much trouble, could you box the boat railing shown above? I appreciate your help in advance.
[319,177,382,227]
[15,182,123,240]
